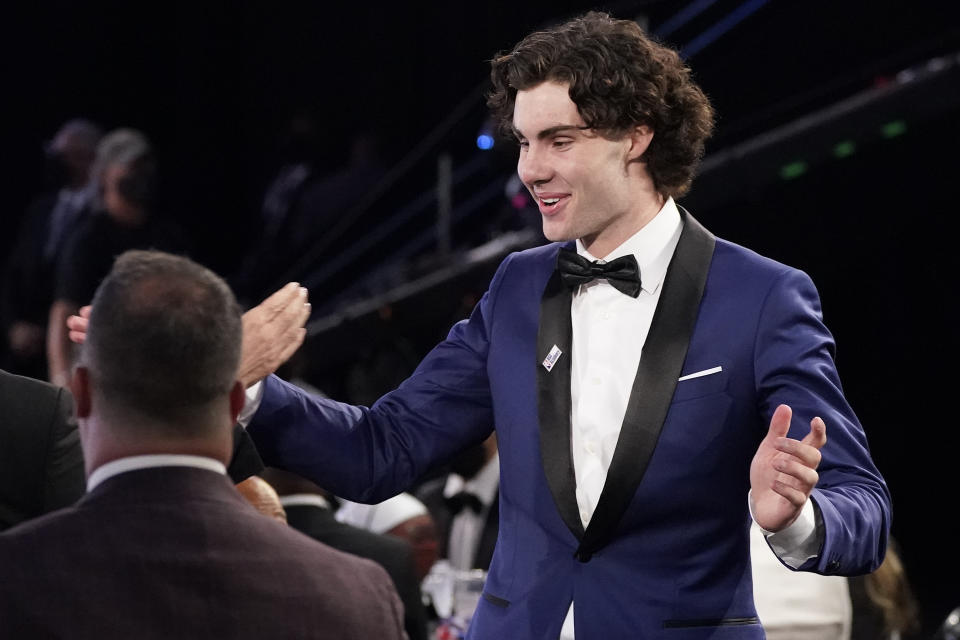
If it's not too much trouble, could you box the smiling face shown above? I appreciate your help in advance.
[512,81,659,257]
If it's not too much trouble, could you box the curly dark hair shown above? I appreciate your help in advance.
[488,11,715,198]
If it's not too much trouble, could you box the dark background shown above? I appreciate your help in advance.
[3,1,958,634]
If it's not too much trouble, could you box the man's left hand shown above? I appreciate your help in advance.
[749,404,826,532]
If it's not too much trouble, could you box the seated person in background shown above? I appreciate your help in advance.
[235,475,288,524]
[416,433,499,571]
[263,466,429,640]
[750,520,852,640]
[0,368,84,530]
[0,249,405,639]
[336,491,439,582]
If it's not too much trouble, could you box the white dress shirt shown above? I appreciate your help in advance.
[442,453,500,571]
[87,454,226,492]
[278,493,332,510]
[560,198,818,639]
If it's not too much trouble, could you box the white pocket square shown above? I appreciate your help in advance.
[678,366,722,382]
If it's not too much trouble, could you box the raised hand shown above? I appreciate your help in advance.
[749,404,827,532]
[66,306,92,344]
[67,284,310,388]
[237,282,311,388]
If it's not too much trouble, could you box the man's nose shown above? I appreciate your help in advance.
[518,147,551,185]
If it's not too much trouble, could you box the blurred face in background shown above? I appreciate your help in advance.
[102,163,146,225]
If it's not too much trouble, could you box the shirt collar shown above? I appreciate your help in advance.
[279,494,332,510]
[87,454,227,492]
[575,196,683,296]
[442,452,500,507]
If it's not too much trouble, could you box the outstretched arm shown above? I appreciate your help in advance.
[67,282,310,388]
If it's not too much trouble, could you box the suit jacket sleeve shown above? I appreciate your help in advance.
[41,387,86,512]
[754,268,891,575]
[247,254,516,502]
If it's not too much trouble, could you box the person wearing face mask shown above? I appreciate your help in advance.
[46,128,188,388]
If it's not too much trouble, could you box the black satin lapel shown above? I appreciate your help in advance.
[475,493,500,569]
[577,210,716,558]
[537,267,584,542]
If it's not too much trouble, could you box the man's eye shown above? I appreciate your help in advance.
[517,140,529,149]
[553,139,572,148]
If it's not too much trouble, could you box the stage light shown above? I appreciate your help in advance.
[779,161,807,180]
[476,134,495,150]
[833,141,856,158]
[881,120,907,139]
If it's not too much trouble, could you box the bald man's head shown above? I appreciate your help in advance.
[236,476,288,524]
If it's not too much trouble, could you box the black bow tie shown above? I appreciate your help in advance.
[445,491,484,516]
[556,248,642,298]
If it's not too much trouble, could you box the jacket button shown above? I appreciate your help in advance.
[575,550,592,563]
[826,560,840,572]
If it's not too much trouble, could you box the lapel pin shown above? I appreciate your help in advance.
[542,345,563,371]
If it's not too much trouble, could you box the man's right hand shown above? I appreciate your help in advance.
[238,282,311,388]
[66,282,311,388]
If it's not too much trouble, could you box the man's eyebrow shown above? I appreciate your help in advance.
[511,124,589,140]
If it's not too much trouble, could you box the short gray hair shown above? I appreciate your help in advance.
[89,128,154,210]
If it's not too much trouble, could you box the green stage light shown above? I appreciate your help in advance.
[881,120,907,138]
[779,161,808,180]
[833,140,856,158]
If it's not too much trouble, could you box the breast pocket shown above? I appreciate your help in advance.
[671,366,727,403]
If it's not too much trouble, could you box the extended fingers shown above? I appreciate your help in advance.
[766,404,792,440]
[260,282,302,318]
[279,287,309,327]
[66,314,88,332]
[774,436,822,468]
[66,313,89,344]
[772,480,809,508]
[773,456,819,489]
[801,416,827,448]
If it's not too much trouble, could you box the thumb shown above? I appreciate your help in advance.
[766,404,792,440]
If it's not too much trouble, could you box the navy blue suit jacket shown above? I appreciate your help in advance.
[249,211,890,639]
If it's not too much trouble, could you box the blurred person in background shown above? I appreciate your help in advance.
[2,118,102,379]
[46,127,188,387]
[416,434,499,573]
[235,475,288,524]
[849,539,920,640]
[263,466,429,640]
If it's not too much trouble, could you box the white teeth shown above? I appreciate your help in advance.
[542,197,560,204]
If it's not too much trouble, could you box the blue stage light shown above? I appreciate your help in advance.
[476,134,495,150]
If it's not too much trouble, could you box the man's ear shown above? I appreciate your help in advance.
[71,366,91,419]
[228,380,245,424]
[626,124,654,162]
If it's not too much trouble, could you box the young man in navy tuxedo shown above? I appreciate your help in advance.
[70,12,891,639]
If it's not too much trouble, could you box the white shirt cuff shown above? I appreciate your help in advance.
[237,380,264,428]
[748,491,821,569]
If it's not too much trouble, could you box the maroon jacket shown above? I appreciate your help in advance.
[0,465,406,639]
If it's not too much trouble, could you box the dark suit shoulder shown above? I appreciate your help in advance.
[0,371,83,530]
[0,369,62,409]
